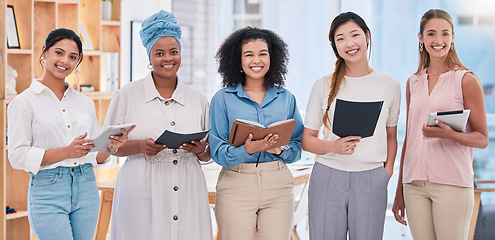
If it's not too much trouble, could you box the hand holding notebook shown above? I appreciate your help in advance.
[228,119,296,149]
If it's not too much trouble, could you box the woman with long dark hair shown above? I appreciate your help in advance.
[302,12,401,239]
[7,28,132,240]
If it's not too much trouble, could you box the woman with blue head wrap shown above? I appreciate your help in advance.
[140,10,182,58]
[103,10,213,240]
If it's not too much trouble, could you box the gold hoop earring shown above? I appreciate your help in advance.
[419,42,424,52]
[40,57,46,64]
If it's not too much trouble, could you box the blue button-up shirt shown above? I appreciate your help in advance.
[209,83,303,168]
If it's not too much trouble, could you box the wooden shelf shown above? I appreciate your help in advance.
[6,49,32,55]
[84,50,101,56]
[83,91,116,99]
[57,0,78,4]
[102,20,121,26]
[5,211,28,220]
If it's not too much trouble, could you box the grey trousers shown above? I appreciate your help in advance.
[308,162,389,240]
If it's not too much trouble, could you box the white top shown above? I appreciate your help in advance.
[104,73,213,240]
[305,70,401,171]
[102,74,209,141]
[7,79,99,174]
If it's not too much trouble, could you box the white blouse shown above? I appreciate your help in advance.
[7,80,100,174]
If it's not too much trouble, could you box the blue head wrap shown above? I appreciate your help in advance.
[140,10,182,58]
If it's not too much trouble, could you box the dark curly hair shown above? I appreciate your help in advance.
[216,27,289,88]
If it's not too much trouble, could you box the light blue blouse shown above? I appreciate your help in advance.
[209,83,303,168]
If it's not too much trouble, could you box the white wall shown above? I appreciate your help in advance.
[257,0,338,110]
[120,0,172,87]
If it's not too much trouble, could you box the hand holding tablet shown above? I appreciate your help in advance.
[427,110,470,132]
[89,123,136,151]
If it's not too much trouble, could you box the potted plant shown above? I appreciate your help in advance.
[102,0,113,20]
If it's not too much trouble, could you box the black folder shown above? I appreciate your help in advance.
[332,99,383,138]
[154,130,210,149]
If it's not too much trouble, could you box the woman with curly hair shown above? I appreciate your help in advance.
[209,27,304,240]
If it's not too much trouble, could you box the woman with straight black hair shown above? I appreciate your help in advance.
[302,12,401,239]
[7,28,132,240]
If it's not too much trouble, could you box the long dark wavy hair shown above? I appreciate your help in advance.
[216,27,289,88]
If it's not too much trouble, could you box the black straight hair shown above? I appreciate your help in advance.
[323,12,372,129]
[40,28,84,68]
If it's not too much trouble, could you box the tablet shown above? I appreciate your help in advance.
[89,123,135,152]
[427,110,470,132]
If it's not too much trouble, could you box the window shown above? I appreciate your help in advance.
[479,15,494,25]
[458,15,474,25]
[340,0,495,205]
[233,0,262,29]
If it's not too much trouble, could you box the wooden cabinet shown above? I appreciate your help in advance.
[0,0,121,239]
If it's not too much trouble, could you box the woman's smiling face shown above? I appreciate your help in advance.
[241,39,270,82]
[150,36,181,80]
[419,17,454,60]
[333,20,370,65]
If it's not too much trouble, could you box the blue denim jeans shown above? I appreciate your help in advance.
[28,163,100,240]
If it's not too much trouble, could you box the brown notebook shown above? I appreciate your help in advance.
[228,119,296,149]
